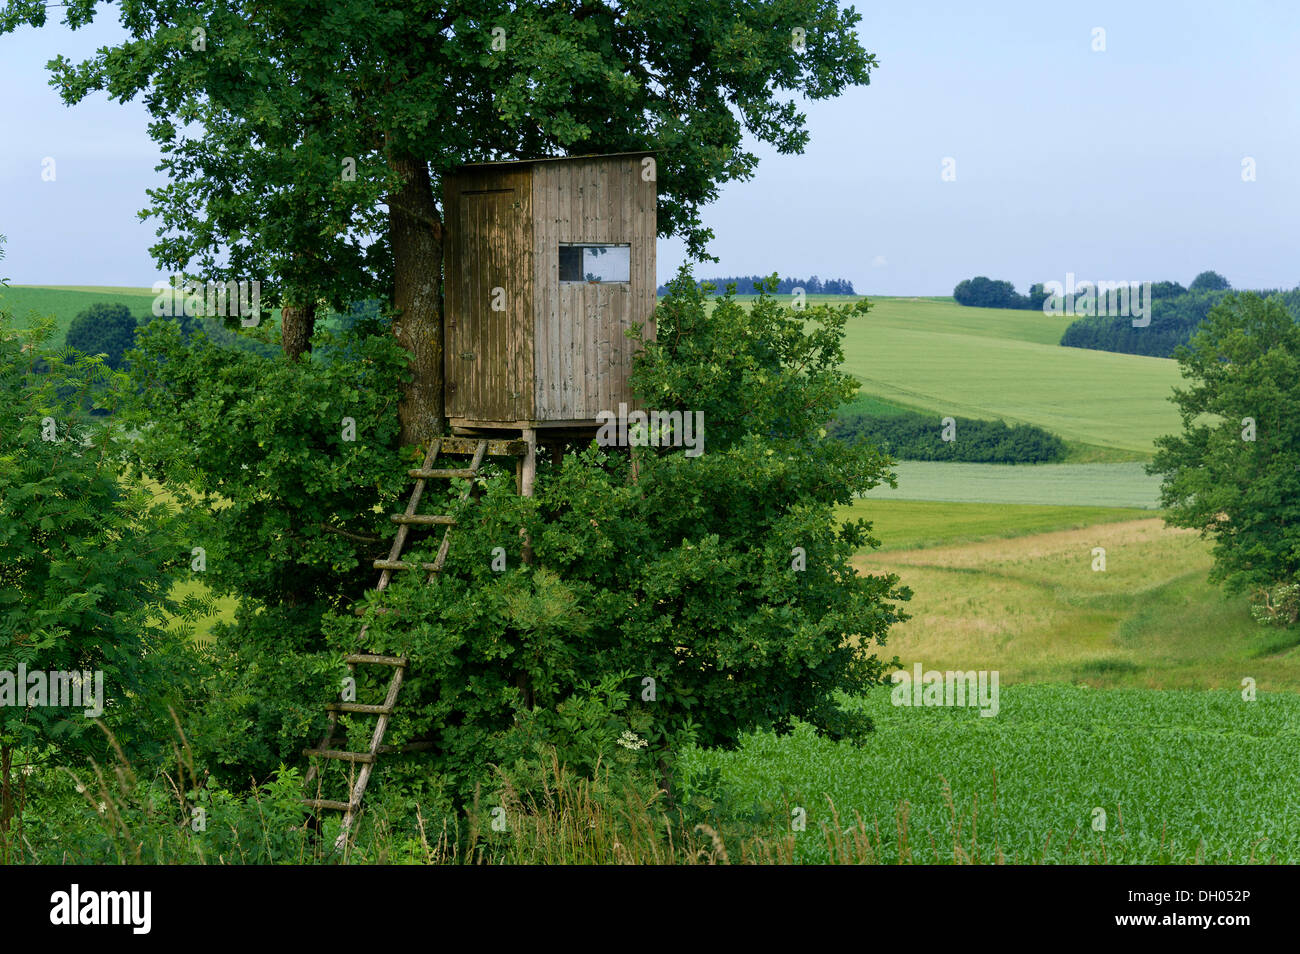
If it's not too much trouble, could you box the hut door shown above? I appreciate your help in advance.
[446,186,529,422]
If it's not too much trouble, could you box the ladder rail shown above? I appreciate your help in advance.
[303,439,497,847]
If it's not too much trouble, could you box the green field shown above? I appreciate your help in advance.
[855,511,1300,691]
[1,285,291,347]
[1,285,157,344]
[840,298,1182,456]
[862,461,1163,508]
[679,497,1300,865]
[842,499,1150,551]
[679,685,1300,863]
[711,292,1183,458]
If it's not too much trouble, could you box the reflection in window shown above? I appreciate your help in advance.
[559,243,631,283]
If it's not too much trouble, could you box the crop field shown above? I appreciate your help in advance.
[674,496,1300,864]
[675,498,1300,864]
[679,685,1299,864]
[1,285,289,347]
[861,461,1164,508]
[841,499,1150,551]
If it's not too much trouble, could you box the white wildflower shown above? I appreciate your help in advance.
[616,730,648,751]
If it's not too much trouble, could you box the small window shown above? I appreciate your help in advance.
[559,243,631,283]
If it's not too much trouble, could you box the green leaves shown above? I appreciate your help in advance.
[1151,292,1300,600]
[0,309,198,762]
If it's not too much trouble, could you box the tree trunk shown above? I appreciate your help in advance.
[281,301,317,361]
[0,742,12,840]
[388,156,445,445]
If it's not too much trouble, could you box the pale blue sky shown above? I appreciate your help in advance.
[1,1,1297,295]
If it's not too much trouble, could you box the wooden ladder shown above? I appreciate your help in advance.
[302,436,507,850]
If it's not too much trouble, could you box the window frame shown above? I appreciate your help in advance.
[558,242,632,285]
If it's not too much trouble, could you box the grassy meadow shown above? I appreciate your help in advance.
[838,297,1184,457]
[844,499,1150,551]
[853,505,1300,691]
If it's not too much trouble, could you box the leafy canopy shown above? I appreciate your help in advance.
[65,303,138,371]
[1150,292,1300,600]
[322,275,909,802]
[120,276,908,806]
[0,311,203,765]
[4,0,879,305]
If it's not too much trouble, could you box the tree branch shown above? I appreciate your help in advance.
[319,522,381,544]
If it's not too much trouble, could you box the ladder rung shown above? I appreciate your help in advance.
[325,702,395,715]
[343,654,407,667]
[391,513,456,525]
[372,560,440,572]
[438,437,527,456]
[302,798,355,812]
[303,748,375,763]
[409,468,476,479]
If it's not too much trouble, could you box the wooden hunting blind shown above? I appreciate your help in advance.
[304,153,657,842]
[443,151,657,432]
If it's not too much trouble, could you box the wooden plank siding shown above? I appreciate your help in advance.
[442,167,534,422]
[532,155,656,421]
[444,153,655,426]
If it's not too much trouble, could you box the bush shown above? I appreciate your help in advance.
[1251,583,1300,626]
[124,271,911,812]
[0,311,206,842]
[828,411,1067,463]
[64,303,139,370]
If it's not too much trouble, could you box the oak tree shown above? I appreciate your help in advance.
[2,0,877,441]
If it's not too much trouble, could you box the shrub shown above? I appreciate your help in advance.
[828,411,1067,463]
[0,311,205,841]
[64,303,139,370]
[124,272,910,811]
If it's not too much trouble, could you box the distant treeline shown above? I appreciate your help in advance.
[827,411,1067,463]
[1059,277,1300,358]
[952,270,1234,313]
[655,275,856,296]
[1059,288,1228,357]
[953,270,1300,358]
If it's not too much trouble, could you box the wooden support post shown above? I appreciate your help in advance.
[518,428,539,710]
[520,428,537,565]
[520,428,537,499]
